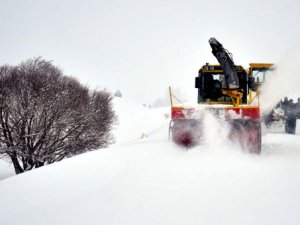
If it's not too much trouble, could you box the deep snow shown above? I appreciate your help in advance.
[0,158,14,180]
[0,98,299,225]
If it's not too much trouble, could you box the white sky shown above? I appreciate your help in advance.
[1,0,300,104]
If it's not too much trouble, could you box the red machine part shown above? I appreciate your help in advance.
[171,106,260,120]
[170,106,261,153]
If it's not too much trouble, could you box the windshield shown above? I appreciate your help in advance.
[212,74,226,88]
[253,69,275,83]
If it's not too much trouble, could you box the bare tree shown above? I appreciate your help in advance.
[0,58,117,174]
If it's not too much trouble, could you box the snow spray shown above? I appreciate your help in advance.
[260,46,300,111]
[194,110,239,153]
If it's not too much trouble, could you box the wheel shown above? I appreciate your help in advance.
[171,119,202,148]
[230,119,261,154]
[246,120,261,154]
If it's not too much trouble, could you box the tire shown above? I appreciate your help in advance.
[230,119,261,154]
[171,119,201,147]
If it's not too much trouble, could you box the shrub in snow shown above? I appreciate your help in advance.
[0,57,117,174]
[114,90,122,98]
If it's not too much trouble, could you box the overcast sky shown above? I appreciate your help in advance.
[1,0,300,104]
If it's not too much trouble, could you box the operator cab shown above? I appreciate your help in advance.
[195,64,248,104]
[249,63,274,91]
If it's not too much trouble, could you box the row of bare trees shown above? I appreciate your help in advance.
[0,58,117,174]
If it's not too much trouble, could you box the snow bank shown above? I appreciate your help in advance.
[0,159,14,180]
[112,98,170,144]
[0,139,299,225]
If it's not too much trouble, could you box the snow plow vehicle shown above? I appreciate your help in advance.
[169,38,273,153]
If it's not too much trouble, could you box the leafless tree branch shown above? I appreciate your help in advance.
[0,58,117,174]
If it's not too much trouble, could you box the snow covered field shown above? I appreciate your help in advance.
[0,98,299,225]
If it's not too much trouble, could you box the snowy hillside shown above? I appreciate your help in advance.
[0,98,299,225]
[0,159,14,180]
